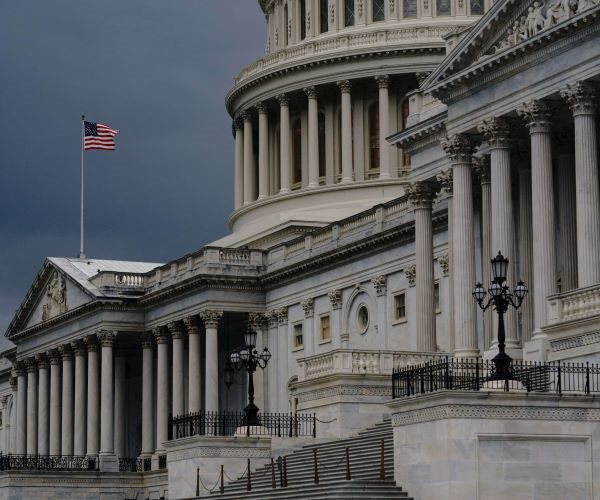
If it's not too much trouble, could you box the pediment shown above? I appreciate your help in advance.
[425,0,600,91]
[6,260,95,338]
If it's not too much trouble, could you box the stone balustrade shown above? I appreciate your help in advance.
[547,284,600,325]
[297,349,450,382]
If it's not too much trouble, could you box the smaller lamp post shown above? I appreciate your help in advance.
[229,324,272,426]
[473,251,528,378]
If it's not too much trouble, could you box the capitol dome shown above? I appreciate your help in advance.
[218,0,487,247]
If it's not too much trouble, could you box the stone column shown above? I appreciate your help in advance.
[200,310,223,412]
[517,101,557,338]
[264,311,279,412]
[376,75,391,179]
[184,317,202,413]
[169,321,185,417]
[278,94,292,194]
[478,117,518,350]
[9,376,17,454]
[234,118,244,210]
[473,158,494,350]
[437,169,454,351]
[561,82,600,287]
[441,135,479,357]
[98,330,116,459]
[59,344,74,456]
[257,101,270,199]
[36,353,49,456]
[328,290,343,349]
[84,336,99,457]
[517,167,534,343]
[277,308,289,412]
[242,110,256,204]
[338,80,354,183]
[25,358,38,455]
[15,363,27,455]
[141,333,155,457]
[556,147,578,292]
[154,327,170,453]
[113,356,126,459]
[407,182,437,352]
[72,340,87,456]
[304,86,319,187]
[48,350,62,455]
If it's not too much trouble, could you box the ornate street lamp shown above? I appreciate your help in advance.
[229,324,272,426]
[473,251,528,378]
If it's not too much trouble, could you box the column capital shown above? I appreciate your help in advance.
[240,108,253,122]
[58,344,74,360]
[83,335,99,352]
[303,86,318,99]
[256,101,268,114]
[10,376,18,390]
[47,349,61,365]
[441,134,474,163]
[167,321,186,340]
[70,339,86,356]
[406,182,436,210]
[276,93,290,107]
[183,316,200,334]
[301,298,314,318]
[371,275,388,297]
[264,310,279,328]
[436,168,453,197]
[277,307,289,325]
[472,156,491,185]
[141,332,154,349]
[560,81,597,116]
[152,327,169,344]
[35,353,49,369]
[233,117,244,131]
[478,117,510,147]
[200,310,223,329]
[14,360,27,376]
[405,264,416,287]
[437,254,450,276]
[516,99,552,133]
[375,75,390,89]
[24,357,37,373]
[97,330,117,347]
[248,312,266,329]
[337,80,352,93]
[328,289,342,310]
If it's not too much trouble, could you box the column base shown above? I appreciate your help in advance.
[340,178,353,184]
[279,188,290,195]
[99,453,118,472]
[523,332,550,362]
[483,345,522,361]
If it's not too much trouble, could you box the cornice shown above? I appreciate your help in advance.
[388,111,448,152]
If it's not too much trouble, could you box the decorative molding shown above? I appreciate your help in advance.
[440,134,474,163]
[392,404,600,426]
[437,254,450,277]
[97,329,117,347]
[550,331,600,352]
[168,446,271,462]
[47,349,61,365]
[472,156,490,184]
[436,168,453,197]
[141,332,154,349]
[297,384,391,403]
[168,321,186,340]
[406,182,436,210]
[153,327,169,345]
[303,86,318,99]
[57,344,73,360]
[24,357,37,373]
[375,74,390,89]
[265,310,279,328]
[35,352,48,369]
[200,310,223,329]
[371,276,388,297]
[256,101,268,114]
[83,335,99,352]
[516,99,552,133]
[301,298,314,318]
[337,80,352,93]
[560,80,597,116]
[276,93,289,107]
[248,312,266,329]
[277,307,289,325]
[328,289,342,310]
[405,265,416,287]
[70,339,86,356]
[478,117,511,148]
[183,316,200,334]
[41,271,68,321]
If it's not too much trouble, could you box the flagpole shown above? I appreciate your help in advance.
[80,115,85,259]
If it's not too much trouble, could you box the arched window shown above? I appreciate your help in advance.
[368,102,380,171]
[320,0,329,33]
[318,112,326,179]
[292,118,302,185]
[300,0,307,40]
[372,0,385,22]
[284,4,289,46]
[345,0,355,27]
[470,0,484,15]
[436,0,451,16]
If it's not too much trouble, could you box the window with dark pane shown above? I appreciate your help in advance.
[318,112,326,178]
[368,102,380,170]
[403,0,418,17]
[300,0,307,40]
[470,0,484,15]
[436,0,451,16]
[292,119,302,184]
[320,0,329,33]
[373,0,385,22]
[345,0,355,26]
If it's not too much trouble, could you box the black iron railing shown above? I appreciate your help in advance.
[118,458,139,472]
[391,357,600,399]
[158,454,167,470]
[0,454,98,471]
[171,411,316,439]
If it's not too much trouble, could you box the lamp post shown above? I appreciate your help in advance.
[473,251,528,378]
[229,325,272,426]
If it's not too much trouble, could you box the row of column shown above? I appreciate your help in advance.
[233,75,395,208]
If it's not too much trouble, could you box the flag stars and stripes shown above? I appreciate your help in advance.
[84,121,118,151]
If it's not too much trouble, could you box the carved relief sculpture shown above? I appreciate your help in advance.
[42,271,68,321]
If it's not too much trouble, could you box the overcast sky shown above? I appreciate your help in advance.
[0,2,266,347]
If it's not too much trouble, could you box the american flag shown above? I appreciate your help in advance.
[84,121,118,151]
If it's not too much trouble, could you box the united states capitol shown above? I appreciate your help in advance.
[1,1,599,498]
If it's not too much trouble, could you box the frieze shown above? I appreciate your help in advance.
[392,404,600,426]
[41,271,68,321]
[297,384,391,404]
[550,331,600,352]
[168,446,271,462]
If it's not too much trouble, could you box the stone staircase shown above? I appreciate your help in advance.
[200,418,412,499]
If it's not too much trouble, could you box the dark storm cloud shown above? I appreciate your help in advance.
[0,1,266,346]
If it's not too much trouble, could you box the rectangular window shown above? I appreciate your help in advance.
[394,293,406,321]
[434,282,440,313]
[373,0,385,22]
[403,0,418,18]
[320,315,331,341]
[470,0,484,15]
[436,0,451,15]
[300,0,307,40]
[345,0,355,26]
[293,323,304,349]
[320,0,329,33]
